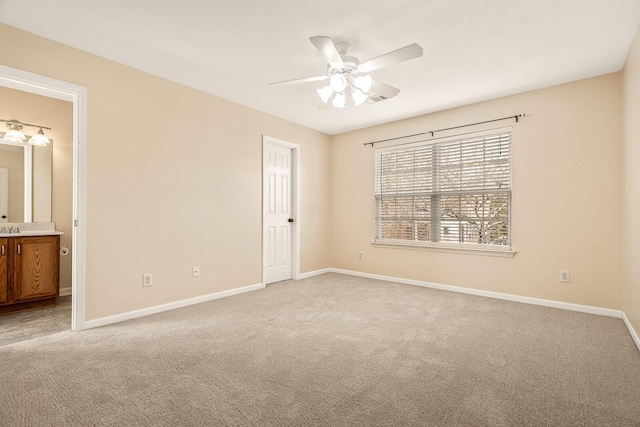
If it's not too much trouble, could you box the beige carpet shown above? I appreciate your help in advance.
[1,273,639,426]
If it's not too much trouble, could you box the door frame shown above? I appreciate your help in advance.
[262,135,300,285]
[0,64,87,331]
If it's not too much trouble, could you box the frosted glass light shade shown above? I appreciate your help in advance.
[354,75,373,92]
[28,128,50,146]
[332,92,346,108]
[351,88,368,106]
[2,129,26,143]
[329,74,347,93]
[317,85,334,103]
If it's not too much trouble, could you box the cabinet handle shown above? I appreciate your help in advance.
[1,245,3,256]
[17,244,20,255]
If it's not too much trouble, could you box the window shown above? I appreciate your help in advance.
[374,129,511,251]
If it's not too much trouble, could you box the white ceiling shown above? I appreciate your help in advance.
[1,0,639,135]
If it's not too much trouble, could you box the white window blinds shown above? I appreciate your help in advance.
[374,130,511,249]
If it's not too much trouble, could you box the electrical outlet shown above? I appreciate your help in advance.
[143,273,152,287]
[560,270,570,283]
[193,266,200,277]
[358,251,364,260]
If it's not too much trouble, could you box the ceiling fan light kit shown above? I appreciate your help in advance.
[317,85,334,103]
[317,48,373,108]
[332,92,347,108]
[270,36,423,109]
[351,88,368,106]
[354,75,372,93]
[329,74,347,92]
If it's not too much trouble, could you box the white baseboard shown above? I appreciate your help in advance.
[328,268,624,319]
[297,268,333,280]
[83,282,265,330]
[623,312,640,352]
[59,287,72,297]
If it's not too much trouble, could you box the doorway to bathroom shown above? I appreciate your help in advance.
[0,65,87,332]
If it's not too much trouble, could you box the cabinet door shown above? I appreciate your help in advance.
[0,238,7,303]
[13,236,59,302]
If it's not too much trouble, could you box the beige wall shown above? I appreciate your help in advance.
[623,24,640,335]
[0,24,331,320]
[0,86,74,290]
[330,74,623,309]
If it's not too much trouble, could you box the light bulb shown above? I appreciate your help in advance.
[332,92,346,108]
[354,75,373,93]
[351,88,368,106]
[317,85,333,103]
[329,74,347,93]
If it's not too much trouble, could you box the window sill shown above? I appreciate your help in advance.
[371,240,516,258]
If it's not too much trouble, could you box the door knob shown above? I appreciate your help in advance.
[288,218,294,223]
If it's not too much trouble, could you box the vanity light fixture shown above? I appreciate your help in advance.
[0,119,51,145]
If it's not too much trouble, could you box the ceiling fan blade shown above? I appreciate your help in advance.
[367,80,401,102]
[309,36,344,69]
[270,75,329,86]
[358,43,423,73]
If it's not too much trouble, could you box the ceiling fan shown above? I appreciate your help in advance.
[270,36,423,108]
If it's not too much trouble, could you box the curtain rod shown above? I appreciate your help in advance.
[364,114,525,147]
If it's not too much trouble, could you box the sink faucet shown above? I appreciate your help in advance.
[0,227,5,234]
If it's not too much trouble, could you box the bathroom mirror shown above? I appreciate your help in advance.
[0,138,52,223]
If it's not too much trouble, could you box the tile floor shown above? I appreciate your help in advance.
[0,296,71,347]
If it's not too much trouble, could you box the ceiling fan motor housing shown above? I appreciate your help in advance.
[328,55,361,83]
[334,41,350,55]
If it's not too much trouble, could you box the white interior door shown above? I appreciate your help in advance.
[264,143,293,284]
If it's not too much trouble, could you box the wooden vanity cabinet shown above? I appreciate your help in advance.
[0,235,60,315]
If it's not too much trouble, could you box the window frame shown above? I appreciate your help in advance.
[373,127,514,256]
